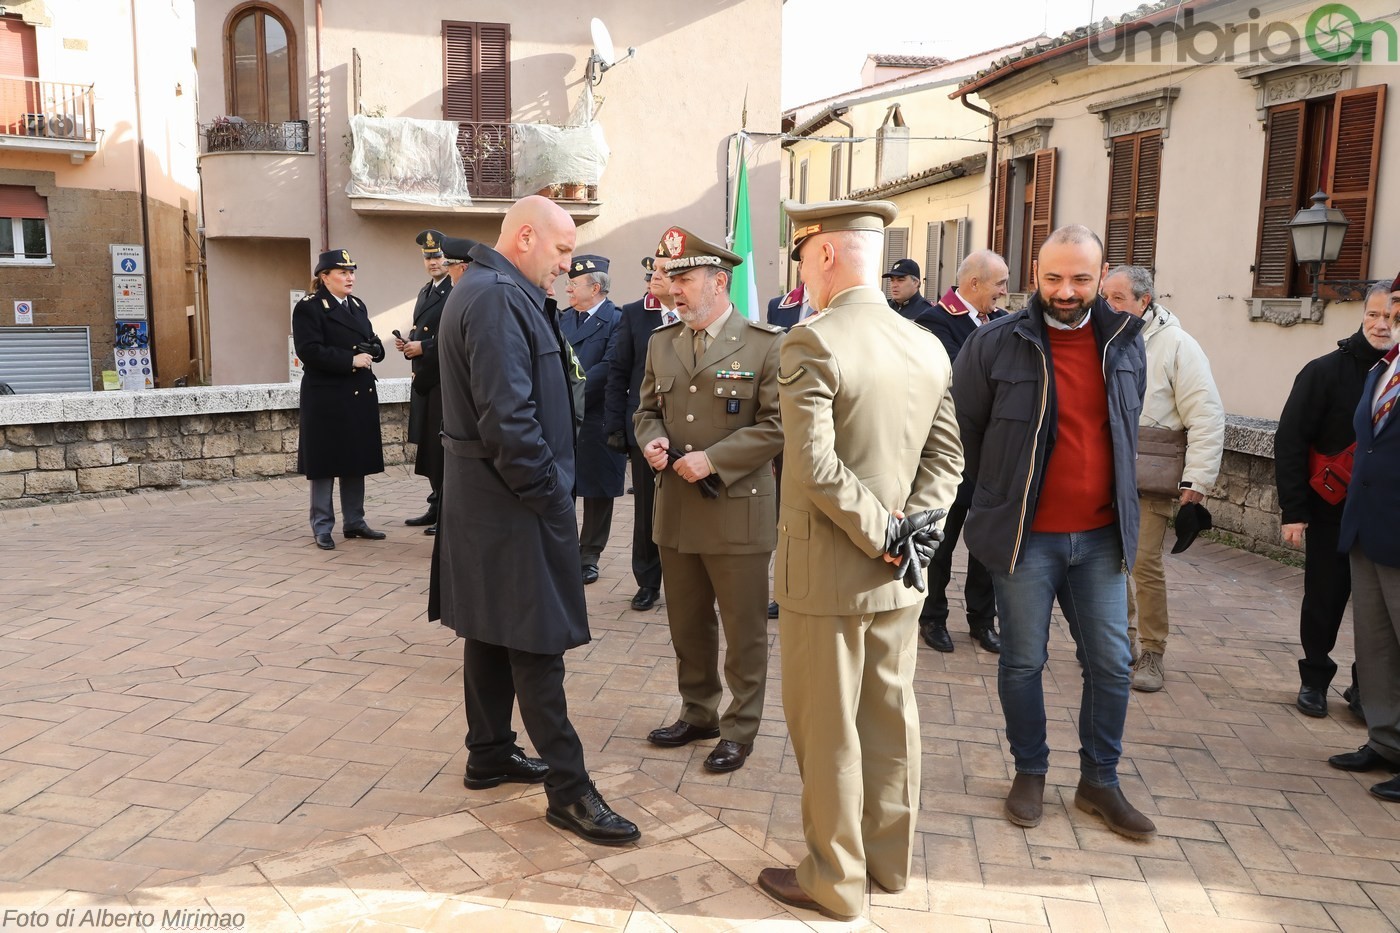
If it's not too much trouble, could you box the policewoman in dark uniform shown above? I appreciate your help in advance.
[292,248,387,550]
[398,230,456,534]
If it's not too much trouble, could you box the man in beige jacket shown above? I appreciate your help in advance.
[1102,265,1224,692]
[757,200,963,922]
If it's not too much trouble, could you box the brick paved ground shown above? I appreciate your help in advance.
[0,467,1392,931]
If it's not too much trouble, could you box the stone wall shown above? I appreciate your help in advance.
[1207,416,1293,561]
[0,381,411,507]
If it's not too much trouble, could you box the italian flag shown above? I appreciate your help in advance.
[730,136,759,320]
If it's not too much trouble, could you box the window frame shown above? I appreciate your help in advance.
[0,215,52,264]
[1104,129,1162,270]
[223,2,299,124]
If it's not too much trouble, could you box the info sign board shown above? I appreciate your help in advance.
[112,275,148,321]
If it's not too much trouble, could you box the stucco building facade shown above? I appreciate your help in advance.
[194,1,784,386]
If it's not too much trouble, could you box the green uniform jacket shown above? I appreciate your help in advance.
[633,310,785,554]
[775,285,964,615]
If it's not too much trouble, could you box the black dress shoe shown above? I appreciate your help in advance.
[582,564,599,585]
[1372,774,1400,802]
[767,600,780,619]
[464,750,549,789]
[425,525,436,536]
[1297,685,1328,718]
[405,510,437,526]
[1329,744,1400,773]
[703,739,752,773]
[630,587,659,610]
[921,624,954,652]
[1344,683,1364,721]
[647,719,721,748]
[971,624,1001,653]
[546,785,640,845]
[314,533,335,550]
[344,525,387,540]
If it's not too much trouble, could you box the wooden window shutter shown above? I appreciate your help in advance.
[442,22,477,121]
[0,185,46,219]
[1131,132,1162,269]
[926,221,944,296]
[955,217,971,265]
[1027,148,1057,265]
[1321,84,1385,295]
[443,22,508,121]
[992,159,1010,256]
[1252,100,1306,298]
[882,226,909,299]
[829,145,843,199]
[1105,131,1163,269]
[476,24,510,122]
[0,16,38,78]
[1105,137,1135,266]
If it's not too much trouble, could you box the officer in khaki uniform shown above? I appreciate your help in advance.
[756,201,963,922]
[633,226,784,774]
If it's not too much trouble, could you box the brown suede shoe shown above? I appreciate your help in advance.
[1004,772,1045,828]
[756,867,859,922]
[1074,780,1156,840]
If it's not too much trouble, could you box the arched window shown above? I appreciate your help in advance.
[225,4,297,123]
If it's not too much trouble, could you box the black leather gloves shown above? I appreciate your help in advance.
[664,447,722,499]
[883,509,946,592]
[605,431,628,454]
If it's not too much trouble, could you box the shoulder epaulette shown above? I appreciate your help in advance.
[643,294,662,311]
[745,318,785,334]
[653,317,684,331]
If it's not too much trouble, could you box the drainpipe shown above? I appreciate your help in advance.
[316,0,328,251]
[960,95,998,250]
[129,0,158,386]
[831,108,854,196]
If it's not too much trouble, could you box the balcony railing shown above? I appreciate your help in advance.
[0,76,96,142]
[455,121,513,199]
[200,119,309,153]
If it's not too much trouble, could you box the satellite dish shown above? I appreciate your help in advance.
[586,17,635,86]
[591,18,616,67]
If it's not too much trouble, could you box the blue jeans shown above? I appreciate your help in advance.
[992,525,1132,787]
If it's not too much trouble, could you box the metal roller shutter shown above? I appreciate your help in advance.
[0,326,92,393]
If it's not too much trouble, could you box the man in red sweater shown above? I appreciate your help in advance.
[951,225,1153,840]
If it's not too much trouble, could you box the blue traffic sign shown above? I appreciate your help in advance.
[120,258,138,272]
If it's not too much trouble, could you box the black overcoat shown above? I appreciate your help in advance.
[560,299,626,498]
[292,285,385,480]
[408,277,451,487]
[429,245,590,653]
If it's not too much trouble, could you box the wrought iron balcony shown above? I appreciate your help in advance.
[0,77,96,152]
[455,120,513,199]
[200,118,310,154]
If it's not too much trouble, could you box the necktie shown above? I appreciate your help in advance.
[693,329,708,361]
[1374,367,1400,430]
[661,309,679,326]
[977,312,990,325]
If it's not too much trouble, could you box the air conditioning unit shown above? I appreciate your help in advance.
[20,113,82,139]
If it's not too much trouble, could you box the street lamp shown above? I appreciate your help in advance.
[1287,190,1350,300]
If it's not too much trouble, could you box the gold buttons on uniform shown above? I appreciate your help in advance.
[686,414,694,422]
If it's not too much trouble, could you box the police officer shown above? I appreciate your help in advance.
[397,230,455,534]
[560,255,626,584]
[883,258,935,320]
[634,227,784,773]
[292,248,387,550]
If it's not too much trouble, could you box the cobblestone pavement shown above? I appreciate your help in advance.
[0,467,1390,931]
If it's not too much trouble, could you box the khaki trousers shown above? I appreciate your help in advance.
[779,604,921,917]
[1352,550,1400,760]
[658,545,770,743]
[1127,494,1174,656]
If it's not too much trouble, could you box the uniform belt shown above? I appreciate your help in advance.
[441,435,490,458]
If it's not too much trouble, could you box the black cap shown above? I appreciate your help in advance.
[440,235,479,263]
[569,254,610,277]
[1172,502,1213,554]
[642,256,655,280]
[416,230,445,258]
[882,258,920,279]
[314,248,357,275]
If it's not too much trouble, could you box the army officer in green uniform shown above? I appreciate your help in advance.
[633,227,784,774]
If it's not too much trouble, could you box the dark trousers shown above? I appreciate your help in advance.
[462,638,589,807]
[919,488,996,633]
[579,497,615,566]
[628,446,661,589]
[1299,520,1358,691]
[309,476,365,535]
